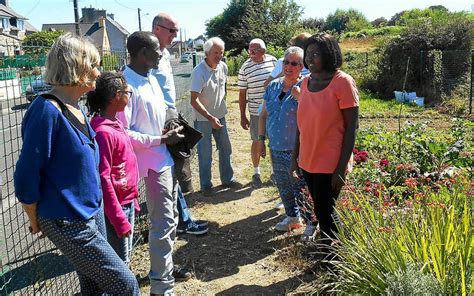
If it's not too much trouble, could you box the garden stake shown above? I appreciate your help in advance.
[398,57,411,160]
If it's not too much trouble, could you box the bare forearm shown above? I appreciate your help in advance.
[239,90,247,117]
[292,129,300,161]
[336,107,359,173]
[191,94,213,121]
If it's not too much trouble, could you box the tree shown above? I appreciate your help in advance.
[371,17,387,27]
[22,30,64,55]
[205,0,303,53]
[428,5,448,12]
[301,17,325,31]
[323,9,371,33]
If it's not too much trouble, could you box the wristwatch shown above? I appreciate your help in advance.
[258,135,266,141]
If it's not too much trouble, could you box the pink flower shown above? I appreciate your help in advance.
[379,159,389,167]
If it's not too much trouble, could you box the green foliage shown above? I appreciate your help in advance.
[206,0,303,53]
[385,263,442,295]
[341,26,404,39]
[329,178,473,294]
[225,49,249,76]
[101,54,120,71]
[361,11,472,101]
[22,31,64,55]
[371,17,388,28]
[301,17,325,31]
[225,44,284,76]
[323,9,371,33]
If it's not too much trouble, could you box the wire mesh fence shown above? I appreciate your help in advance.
[0,39,470,294]
[341,49,472,113]
[0,40,198,295]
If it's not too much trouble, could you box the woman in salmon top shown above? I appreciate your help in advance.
[291,33,359,250]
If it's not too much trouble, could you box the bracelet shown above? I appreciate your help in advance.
[258,135,266,141]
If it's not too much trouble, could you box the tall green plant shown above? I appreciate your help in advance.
[328,181,473,294]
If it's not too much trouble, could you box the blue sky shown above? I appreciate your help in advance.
[10,0,472,40]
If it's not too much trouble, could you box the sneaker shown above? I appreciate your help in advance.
[275,216,303,232]
[223,180,244,189]
[177,220,208,235]
[270,173,277,185]
[173,265,192,282]
[201,187,215,197]
[252,173,263,188]
[193,219,209,227]
[274,202,284,209]
[301,223,317,241]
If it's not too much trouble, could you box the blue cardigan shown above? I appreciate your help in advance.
[14,96,102,220]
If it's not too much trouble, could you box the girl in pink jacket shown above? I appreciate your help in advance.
[87,72,139,265]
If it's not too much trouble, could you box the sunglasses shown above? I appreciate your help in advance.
[158,24,179,34]
[283,60,301,66]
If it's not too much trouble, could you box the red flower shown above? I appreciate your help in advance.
[379,159,389,167]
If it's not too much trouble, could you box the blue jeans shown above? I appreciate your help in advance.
[105,202,135,265]
[194,117,234,190]
[271,150,300,218]
[177,186,192,229]
[38,208,139,295]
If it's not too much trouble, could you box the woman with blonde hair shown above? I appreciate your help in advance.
[14,33,139,295]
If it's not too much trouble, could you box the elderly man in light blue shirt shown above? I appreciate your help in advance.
[191,37,242,197]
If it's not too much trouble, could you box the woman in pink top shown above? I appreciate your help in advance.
[291,33,359,251]
[87,72,139,265]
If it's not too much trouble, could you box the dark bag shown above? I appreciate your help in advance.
[164,113,202,159]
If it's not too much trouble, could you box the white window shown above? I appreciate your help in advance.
[17,20,24,31]
[1,18,9,29]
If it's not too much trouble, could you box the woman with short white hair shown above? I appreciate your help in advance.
[257,46,306,232]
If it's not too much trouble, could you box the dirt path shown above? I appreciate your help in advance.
[131,85,310,295]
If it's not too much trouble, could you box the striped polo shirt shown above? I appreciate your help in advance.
[238,54,276,115]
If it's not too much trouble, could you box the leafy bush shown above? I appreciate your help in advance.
[362,12,472,102]
[342,26,404,39]
[225,44,284,76]
[385,263,442,295]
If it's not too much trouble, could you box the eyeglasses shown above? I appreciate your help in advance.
[283,60,301,66]
[248,48,263,54]
[158,24,179,34]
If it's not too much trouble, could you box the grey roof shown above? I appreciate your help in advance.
[42,23,96,35]
[25,20,37,32]
[42,22,107,48]
[106,17,128,35]
[0,4,27,19]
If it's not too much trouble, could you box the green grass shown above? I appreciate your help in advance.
[359,91,439,118]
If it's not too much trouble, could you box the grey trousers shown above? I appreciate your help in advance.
[144,167,179,295]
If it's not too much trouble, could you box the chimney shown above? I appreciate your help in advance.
[107,13,115,20]
[98,16,106,28]
[0,0,9,6]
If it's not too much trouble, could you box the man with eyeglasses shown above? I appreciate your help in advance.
[238,38,277,187]
[118,31,184,296]
[151,12,209,282]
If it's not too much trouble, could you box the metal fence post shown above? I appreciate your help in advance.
[470,49,473,114]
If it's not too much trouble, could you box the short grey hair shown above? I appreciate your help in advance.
[204,37,225,54]
[44,33,100,86]
[152,13,170,30]
[284,46,304,64]
[249,38,266,50]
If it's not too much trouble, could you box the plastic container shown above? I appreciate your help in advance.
[394,91,417,103]
[413,97,424,107]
